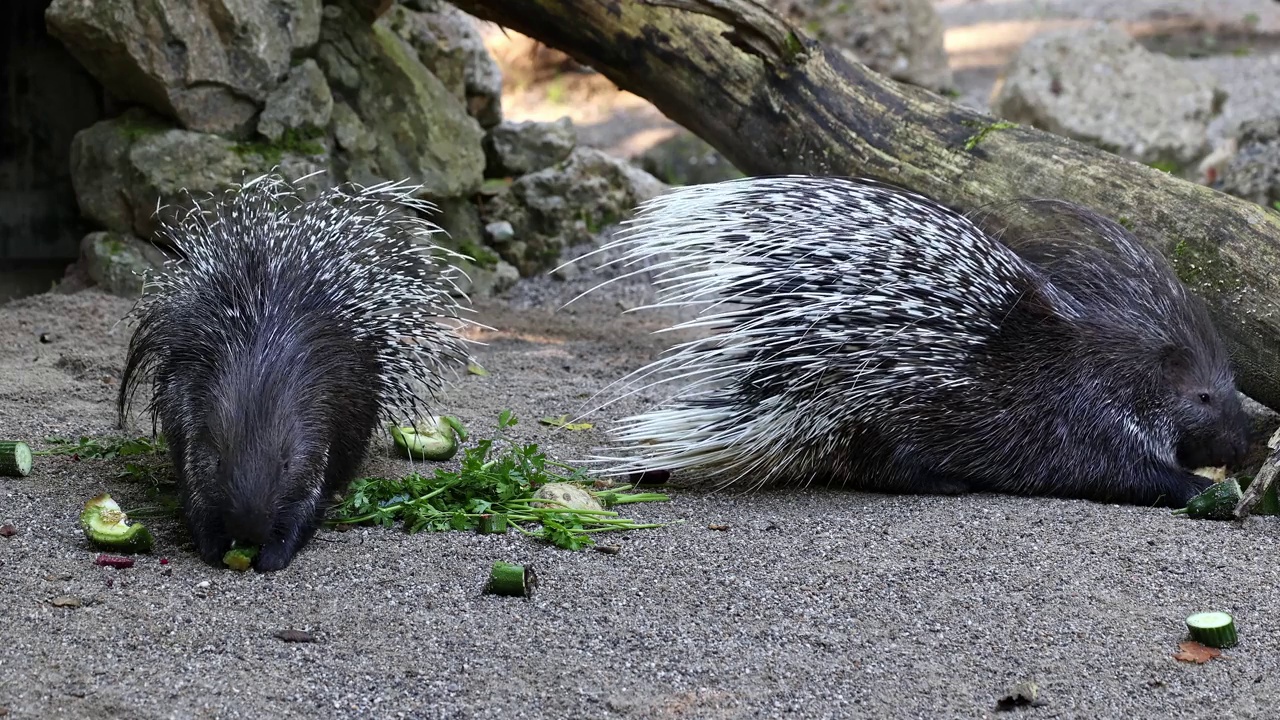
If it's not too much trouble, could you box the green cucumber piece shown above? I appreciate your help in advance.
[222,545,259,571]
[80,493,154,553]
[1171,479,1242,520]
[1186,611,1238,648]
[0,441,33,477]
[389,416,461,461]
[477,513,508,535]
[485,561,537,597]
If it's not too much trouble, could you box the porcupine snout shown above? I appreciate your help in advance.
[223,501,274,546]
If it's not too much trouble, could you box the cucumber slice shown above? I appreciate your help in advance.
[0,441,33,477]
[1186,611,1238,648]
[477,513,508,535]
[485,561,537,597]
[389,415,462,461]
[222,545,259,571]
[80,493,154,553]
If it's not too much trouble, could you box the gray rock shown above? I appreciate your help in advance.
[636,130,743,186]
[429,196,484,263]
[257,60,334,143]
[485,221,515,245]
[482,147,667,276]
[991,23,1224,168]
[484,117,577,178]
[386,1,504,128]
[330,101,378,154]
[316,2,485,199]
[464,259,521,298]
[769,0,952,92]
[1218,117,1280,208]
[46,0,322,136]
[69,108,330,241]
[77,231,170,298]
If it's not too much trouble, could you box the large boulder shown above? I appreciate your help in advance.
[480,147,667,277]
[483,117,577,178]
[76,231,171,298]
[770,0,952,92]
[315,1,486,200]
[991,23,1224,169]
[389,0,504,128]
[1218,117,1280,208]
[45,0,322,136]
[69,108,329,241]
[636,130,744,187]
[257,59,334,143]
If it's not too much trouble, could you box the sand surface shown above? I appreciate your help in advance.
[2,252,1280,720]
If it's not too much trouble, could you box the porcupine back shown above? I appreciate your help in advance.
[118,173,474,570]
[566,175,1248,507]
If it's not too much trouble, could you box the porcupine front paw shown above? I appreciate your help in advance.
[1123,466,1215,508]
[253,504,322,572]
[190,526,233,566]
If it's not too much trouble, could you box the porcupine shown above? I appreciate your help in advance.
[566,175,1251,507]
[118,173,474,571]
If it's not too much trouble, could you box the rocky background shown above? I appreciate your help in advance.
[1,0,1278,304]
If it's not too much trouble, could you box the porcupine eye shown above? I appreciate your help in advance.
[1198,393,1212,404]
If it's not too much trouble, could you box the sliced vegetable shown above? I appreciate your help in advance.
[1171,478,1242,520]
[532,482,603,511]
[389,415,464,461]
[485,561,537,597]
[1186,611,1238,648]
[477,513,508,535]
[0,441,33,477]
[80,493,154,553]
[95,554,135,569]
[222,545,259,571]
[1191,466,1226,482]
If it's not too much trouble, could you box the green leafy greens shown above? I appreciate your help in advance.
[327,410,676,549]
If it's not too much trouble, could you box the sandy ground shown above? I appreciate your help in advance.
[5,1,1280,718]
[3,249,1280,720]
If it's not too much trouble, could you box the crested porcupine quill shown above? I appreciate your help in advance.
[118,173,477,571]
[562,175,1250,507]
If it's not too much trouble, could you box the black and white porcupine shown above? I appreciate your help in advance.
[118,173,474,571]
[569,175,1251,507]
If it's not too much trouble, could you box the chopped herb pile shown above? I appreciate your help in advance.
[327,410,676,550]
[36,435,168,460]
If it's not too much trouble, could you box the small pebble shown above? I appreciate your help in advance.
[275,629,317,643]
[50,595,82,608]
[0,524,17,538]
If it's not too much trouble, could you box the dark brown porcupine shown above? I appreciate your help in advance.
[118,173,474,571]
[567,175,1250,507]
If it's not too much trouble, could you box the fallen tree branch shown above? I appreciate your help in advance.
[1235,427,1280,519]
[453,0,1280,409]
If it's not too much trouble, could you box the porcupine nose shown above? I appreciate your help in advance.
[224,505,274,546]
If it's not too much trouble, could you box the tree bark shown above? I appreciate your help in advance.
[453,0,1280,409]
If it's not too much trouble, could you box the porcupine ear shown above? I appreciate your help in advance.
[1158,343,1205,394]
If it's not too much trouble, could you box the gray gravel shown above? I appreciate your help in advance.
[3,255,1280,720]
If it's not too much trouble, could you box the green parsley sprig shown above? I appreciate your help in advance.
[327,410,677,550]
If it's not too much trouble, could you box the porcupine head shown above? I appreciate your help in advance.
[119,174,472,571]
[1004,199,1252,488]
